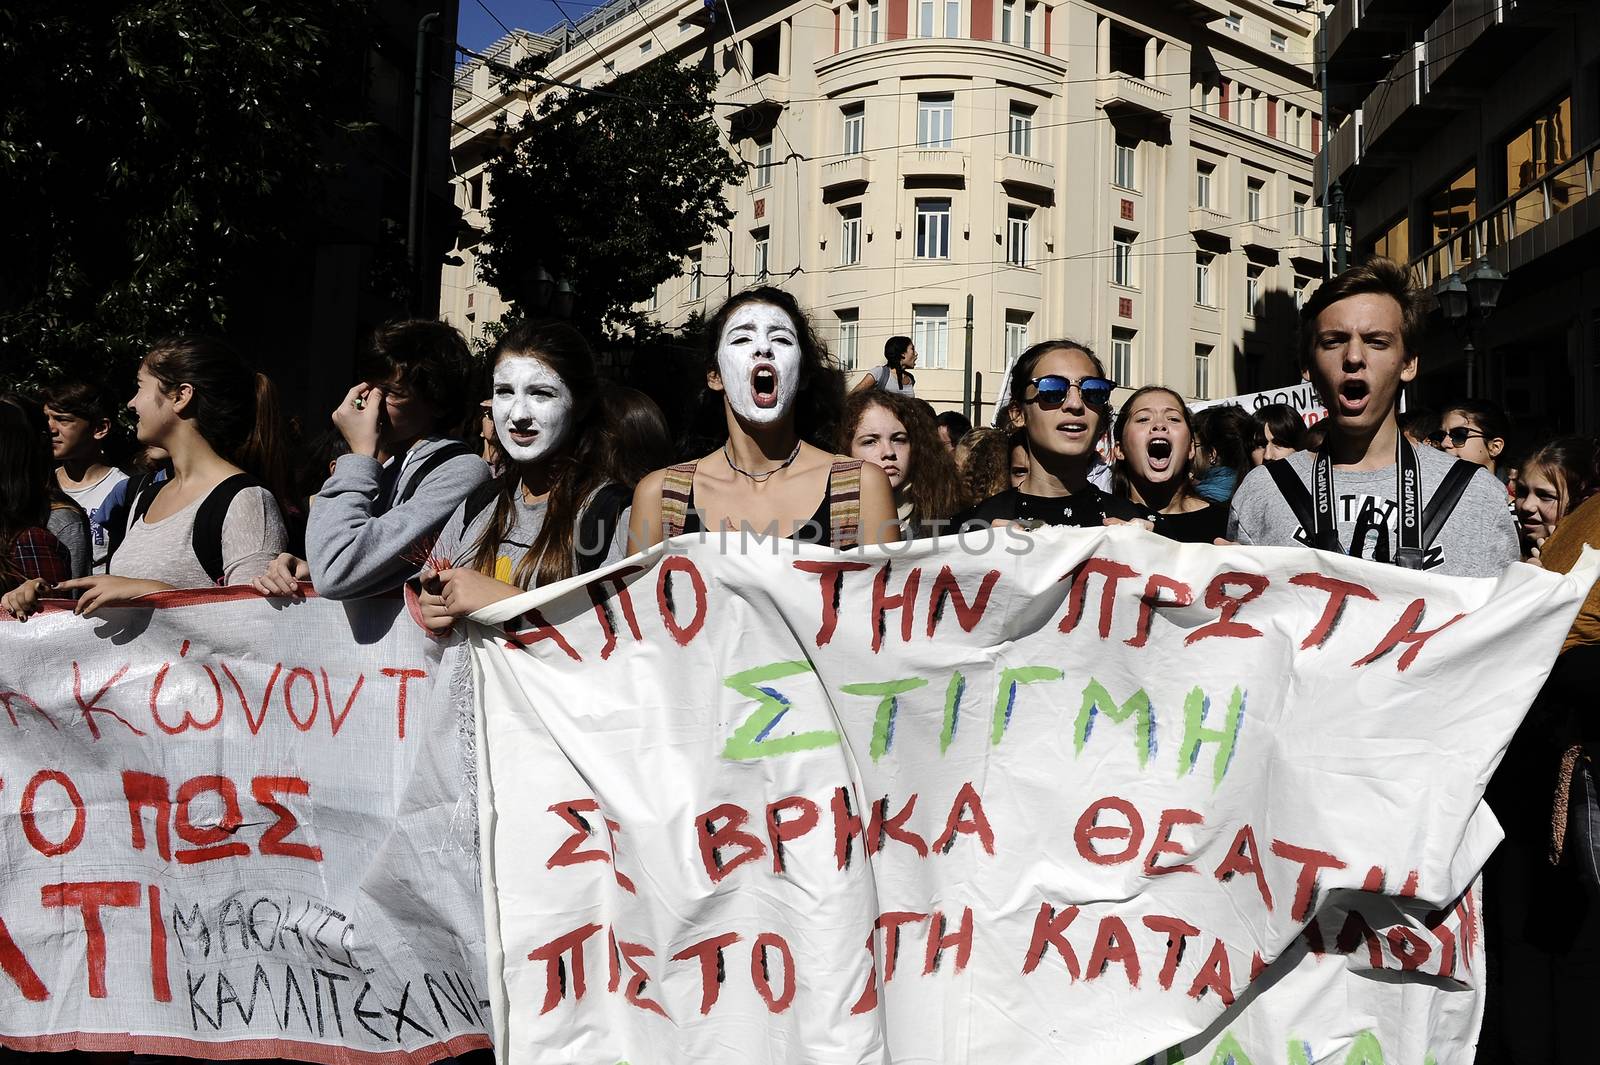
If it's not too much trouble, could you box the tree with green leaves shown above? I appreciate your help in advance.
[0,1,367,394]
[480,56,746,339]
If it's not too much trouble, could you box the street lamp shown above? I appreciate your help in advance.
[1435,262,1506,398]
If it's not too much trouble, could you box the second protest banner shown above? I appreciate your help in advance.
[471,529,1595,1064]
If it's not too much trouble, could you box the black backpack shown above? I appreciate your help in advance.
[393,441,479,509]
[458,479,632,576]
[129,474,260,585]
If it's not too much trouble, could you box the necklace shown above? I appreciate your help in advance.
[723,440,802,482]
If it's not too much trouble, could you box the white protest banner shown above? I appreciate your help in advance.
[0,589,489,1064]
[469,531,1597,1064]
[1194,381,1328,426]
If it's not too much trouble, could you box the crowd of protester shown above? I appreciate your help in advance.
[1,256,1598,1061]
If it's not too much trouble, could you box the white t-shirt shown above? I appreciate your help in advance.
[61,467,129,573]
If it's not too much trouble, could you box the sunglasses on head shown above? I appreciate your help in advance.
[1427,427,1485,447]
[1028,374,1116,408]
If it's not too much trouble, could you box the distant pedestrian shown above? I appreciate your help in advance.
[850,335,918,397]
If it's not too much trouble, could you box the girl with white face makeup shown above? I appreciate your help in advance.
[418,321,633,631]
[630,287,898,550]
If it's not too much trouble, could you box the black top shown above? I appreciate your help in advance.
[958,485,1145,530]
[681,484,836,546]
[1133,500,1230,544]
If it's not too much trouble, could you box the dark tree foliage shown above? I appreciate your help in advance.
[0,1,367,394]
[481,56,746,338]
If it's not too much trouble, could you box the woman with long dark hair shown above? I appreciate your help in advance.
[1249,403,1307,466]
[630,287,897,549]
[7,338,290,618]
[0,396,76,613]
[959,339,1143,528]
[418,320,632,629]
[1110,386,1227,543]
[1190,404,1257,504]
[839,389,970,537]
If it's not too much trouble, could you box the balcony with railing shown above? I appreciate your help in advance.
[999,154,1056,193]
[903,150,967,181]
[1316,109,1363,192]
[725,74,790,117]
[1411,139,1599,288]
[1189,206,1234,241]
[1360,43,1425,151]
[820,155,873,191]
[1095,73,1172,119]
[1424,0,1503,85]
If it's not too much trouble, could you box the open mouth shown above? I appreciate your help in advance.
[1146,436,1174,471]
[1336,379,1370,417]
[1054,420,1089,436]
[750,363,779,409]
[507,425,539,446]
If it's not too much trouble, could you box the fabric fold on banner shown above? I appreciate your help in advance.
[468,530,1596,1065]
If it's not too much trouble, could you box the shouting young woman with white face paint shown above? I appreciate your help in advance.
[418,321,632,630]
[630,287,897,550]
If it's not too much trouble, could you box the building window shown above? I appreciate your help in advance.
[837,309,861,369]
[1293,193,1308,237]
[1293,274,1310,311]
[641,38,652,54]
[1004,311,1031,363]
[1112,229,1135,288]
[913,304,950,368]
[1246,262,1264,315]
[1111,329,1134,385]
[1194,344,1212,399]
[1196,162,1214,208]
[689,252,703,300]
[917,0,958,36]
[915,198,951,259]
[1427,167,1476,252]
[753,227,770,280]
[842,103,865,156]
[1001,0,1015,42]
[1021,2,1037,48]
[1506,94,1573,230]
[1224,11,1241,32]
[868,0,880,42]
[1113,135,1138,191]
[1008,103,1034,157]
[839,204,863,265]
[1246,178,1263,221]
[1195,251,1214,306]
[1007,206,1032,267]
[753,136,774,189]
[917,94,955,148]
[1269,30,1287,52]
[1375,214,1410,265]
[850,2,862,47]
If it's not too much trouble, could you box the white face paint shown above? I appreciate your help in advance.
[492,356,575,464]
[715,302,803,424]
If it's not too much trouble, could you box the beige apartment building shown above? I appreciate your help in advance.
[444,0,1323,415]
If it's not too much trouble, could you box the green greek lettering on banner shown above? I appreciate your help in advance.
[1178,686,1245,788]
[990,666,1064,745]
[1289,1039,1314,1065]
[1206,1032,1254,1065]
[1344,1031,1386,1065]
[1074,680,1155,768]
[940,671,965,754]
[840,677,930,762]
[721,660,840,760]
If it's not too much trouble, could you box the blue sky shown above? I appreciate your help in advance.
[457,0,608,51]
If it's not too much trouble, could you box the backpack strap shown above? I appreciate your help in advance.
[461,478,502,537]
[827,459,864,549]
[659,462,698,540]
[575,483,633,574]
[395,441,478,507]
[1421,459,1481,550]
[193,474,260,585]
[1264,458,1326,549]
[130,473,161,527]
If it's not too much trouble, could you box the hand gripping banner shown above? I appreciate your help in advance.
[0,589,490,1064]
[467,530,1599,1065]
